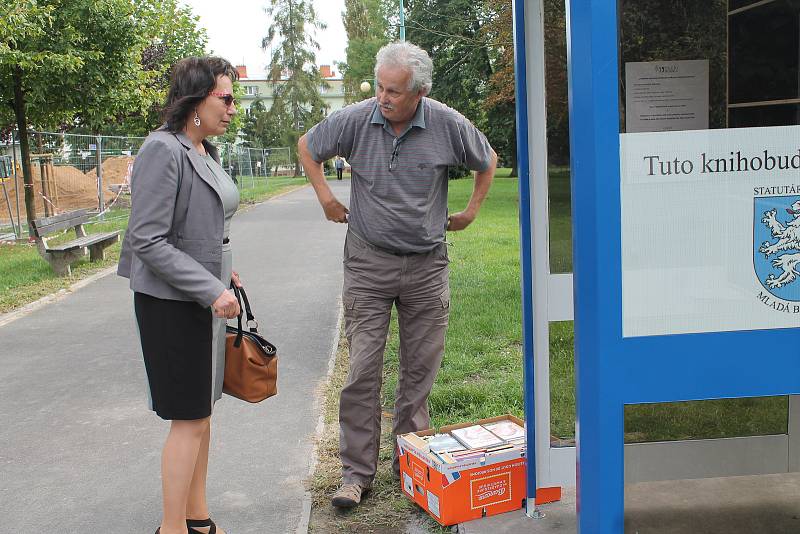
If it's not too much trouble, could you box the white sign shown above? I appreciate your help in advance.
[620,126,800,337]
[625,60,709,133]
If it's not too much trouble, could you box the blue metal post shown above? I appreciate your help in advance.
[512,0,537,508]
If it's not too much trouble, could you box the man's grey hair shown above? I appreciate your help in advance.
[374,41,433,95]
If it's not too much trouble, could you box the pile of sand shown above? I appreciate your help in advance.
[84,156,135,186]
[0,156,135,224]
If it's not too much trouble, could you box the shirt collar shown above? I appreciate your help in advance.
[370,98,427,131]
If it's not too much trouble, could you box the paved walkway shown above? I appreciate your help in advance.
[0,181,350,533]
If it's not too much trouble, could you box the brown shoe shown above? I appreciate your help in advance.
[331,482,370,508]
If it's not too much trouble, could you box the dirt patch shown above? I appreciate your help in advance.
[0,156,134,223]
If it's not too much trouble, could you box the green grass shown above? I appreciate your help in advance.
[0,177,308,313]
[236,175,309,204]
[548,166,573,274]
[0,209,129,313]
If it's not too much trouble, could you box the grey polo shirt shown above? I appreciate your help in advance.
[306,97,493,253]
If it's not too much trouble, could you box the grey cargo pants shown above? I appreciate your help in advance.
[340,230,450,486]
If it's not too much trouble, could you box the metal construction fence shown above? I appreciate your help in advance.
[0,130,292,238]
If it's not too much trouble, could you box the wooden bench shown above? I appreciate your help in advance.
[30,208,121,276]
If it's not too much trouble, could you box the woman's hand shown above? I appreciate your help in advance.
[231,270,242,288]
[212,289,240,319]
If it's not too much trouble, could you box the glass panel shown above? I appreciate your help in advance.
[729,0,800,104]
[729,103,800,127]
[619,0,728,133]
[612,0,798,439]
[550,320,576,441]
[545,0,573,274]
[625,397,788,442]
[730,0,764,9]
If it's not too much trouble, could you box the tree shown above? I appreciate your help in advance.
[263,0,329,175]
[111,0,209,135]
[404,0,495,177]
[40,0,209,138]
[542,0,569,165]
[0,0,144,227]
[482,0,517,175]
[339,0,391,103]
[241,99,286,149]
[405,0,493,129]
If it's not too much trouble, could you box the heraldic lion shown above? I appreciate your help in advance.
[760,200,800,289]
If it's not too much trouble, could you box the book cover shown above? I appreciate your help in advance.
[428,433,466,453]
[483,420,526,442]
[401,432,431,452]
[451,424,505,449]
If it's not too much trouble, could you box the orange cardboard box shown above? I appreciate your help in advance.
[397,415,560,526]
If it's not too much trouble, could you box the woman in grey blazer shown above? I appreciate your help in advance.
[118,56,241,534]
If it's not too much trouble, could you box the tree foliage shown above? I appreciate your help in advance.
[339,0,391,103]
[542,0,569,165]
[403,0,502,176]
[112,0,209,135]
[481,0,516,173]
[0,0,208,225]
[1,0,143,224]
[263,0,329,174]
[405,0,493,130]
[1,0,143,131]
[240,98,289,149]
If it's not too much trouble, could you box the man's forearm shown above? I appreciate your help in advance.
[466,151,497,216]
[298,135,333,205]
[298,135,349,223]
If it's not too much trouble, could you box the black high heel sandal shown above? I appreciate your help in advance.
[187,518,217,533]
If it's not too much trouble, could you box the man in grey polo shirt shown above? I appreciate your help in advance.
[298,41,496,508]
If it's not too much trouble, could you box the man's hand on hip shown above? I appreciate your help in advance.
[447,211,475,231]
[323,197,350,223]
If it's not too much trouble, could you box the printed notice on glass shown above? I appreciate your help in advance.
[620,126,800,337]
[625,60,709,133]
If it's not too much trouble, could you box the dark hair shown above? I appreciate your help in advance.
[161,56,239,132]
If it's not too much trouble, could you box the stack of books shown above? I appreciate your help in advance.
[409,419,526,464]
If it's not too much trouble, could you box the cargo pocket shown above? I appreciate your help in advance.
[436,243,450,264]
[439,287,450,309]
[343,294,358,337]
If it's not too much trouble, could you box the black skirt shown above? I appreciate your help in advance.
[134,292,213,420]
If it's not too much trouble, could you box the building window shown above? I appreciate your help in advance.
[245,85,260,96]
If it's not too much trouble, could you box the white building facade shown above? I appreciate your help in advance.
[236,64,348,122]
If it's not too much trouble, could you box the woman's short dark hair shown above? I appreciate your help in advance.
[161,56,239,133]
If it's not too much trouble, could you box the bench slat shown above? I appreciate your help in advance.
[31,208,94,237]
[44,231,121,252]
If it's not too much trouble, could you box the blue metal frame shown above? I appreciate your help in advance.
[565,1,800,532]
[512,0,538,503]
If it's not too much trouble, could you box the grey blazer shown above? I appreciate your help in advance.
[118,129,229,307]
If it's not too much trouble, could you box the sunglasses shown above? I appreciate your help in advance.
[209,91,236,108]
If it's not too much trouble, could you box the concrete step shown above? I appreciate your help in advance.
[459,472,800,533]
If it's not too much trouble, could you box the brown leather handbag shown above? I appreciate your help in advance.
[224,284,278,403]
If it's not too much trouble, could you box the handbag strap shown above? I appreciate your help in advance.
[237,286,257,331]
[230,283,244,348]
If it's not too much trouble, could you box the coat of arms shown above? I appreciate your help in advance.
[754,195,800,302]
